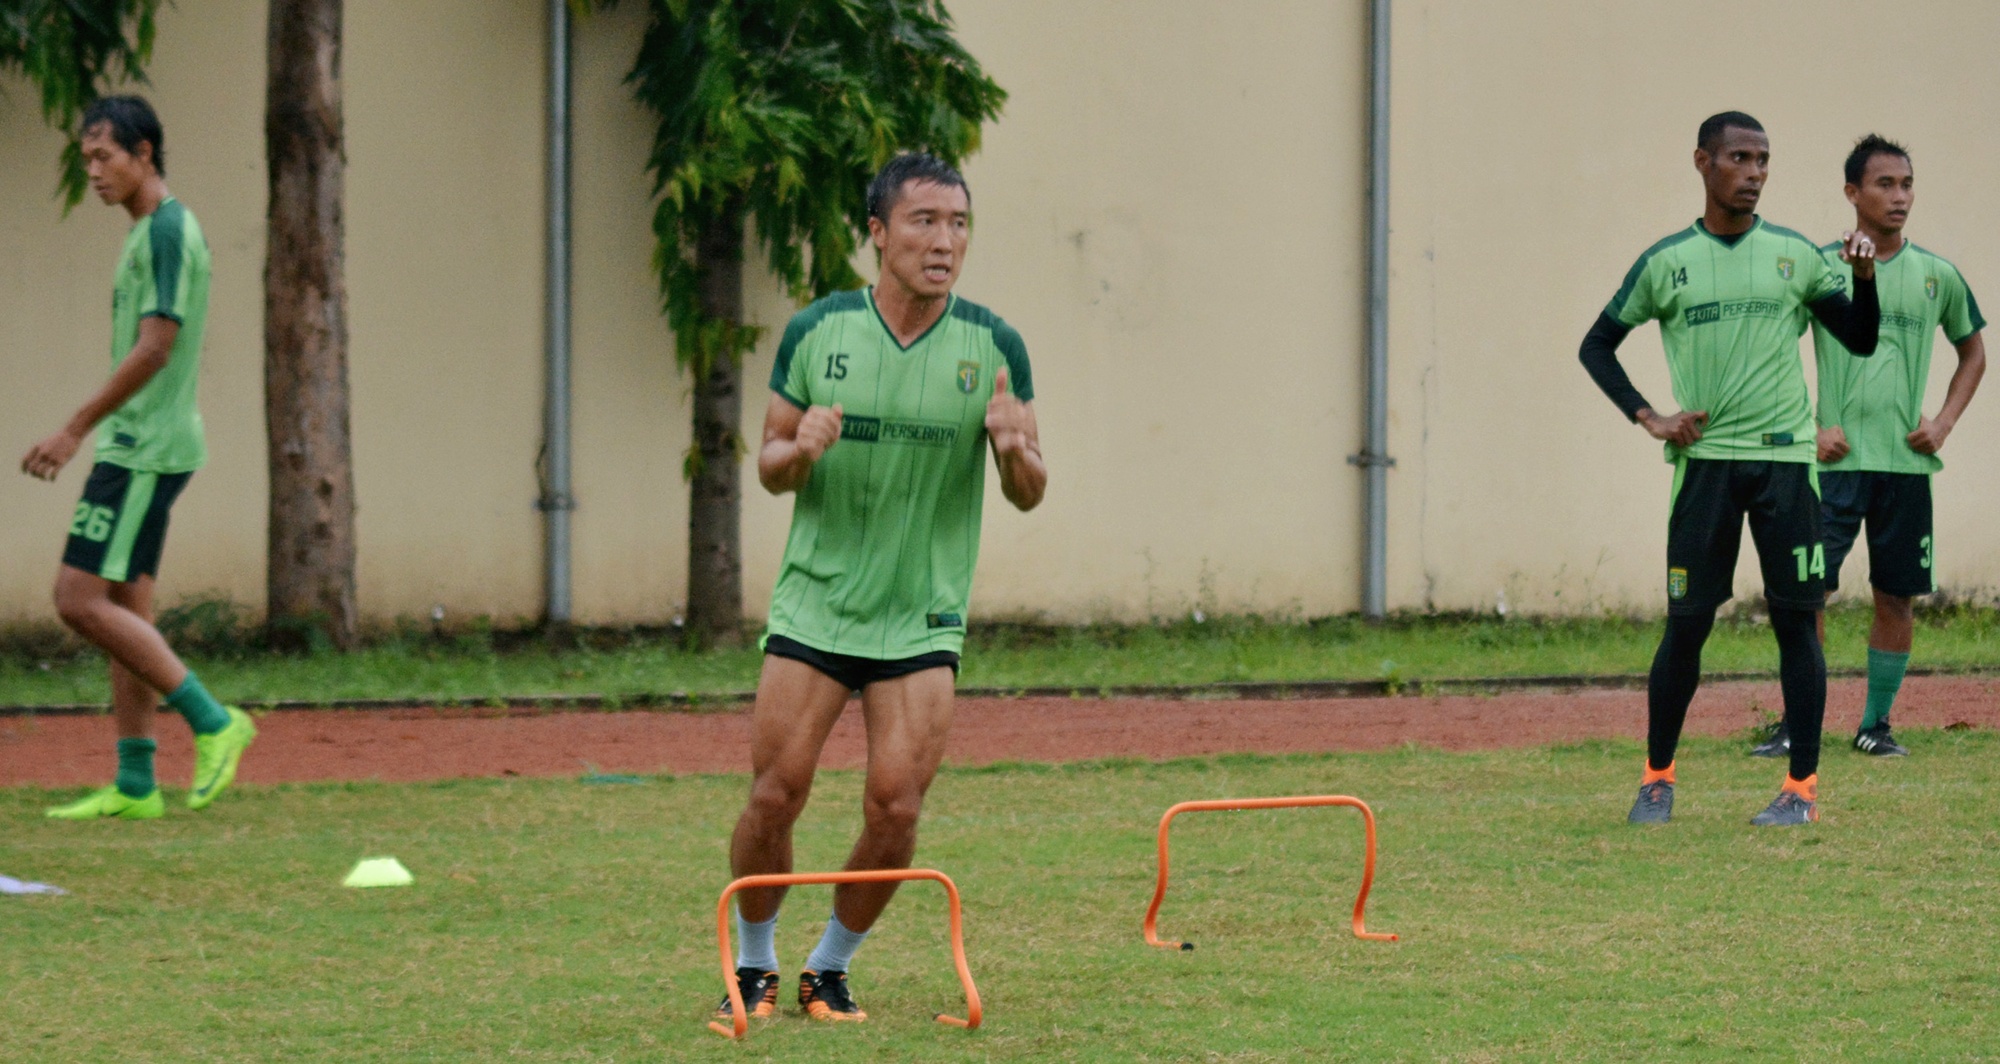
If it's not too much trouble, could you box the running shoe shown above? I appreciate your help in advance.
[45,785,164,821]
[1750,788,1818,827]
[1852,725,1908,758]
[1627,780,1674,824]
[188,707,257,810]
[714,967,780,1021]
[799,968,867,1022]
[1749,723,1791,758]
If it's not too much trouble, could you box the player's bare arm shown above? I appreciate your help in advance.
[20,315,179,481]
[1908,330,1986,455]
[757,394,844,494]
[985,367,1044,511]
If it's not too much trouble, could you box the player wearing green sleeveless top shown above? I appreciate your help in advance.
[17,98,253,822]
[1756,135,1987,761]
[1579,112,1881,828]
[715,155,1046,1026]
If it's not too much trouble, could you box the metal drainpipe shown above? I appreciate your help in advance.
[1351,0,1395,620]
[540,0,575,624]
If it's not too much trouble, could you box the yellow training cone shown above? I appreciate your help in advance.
[342,857,414,888]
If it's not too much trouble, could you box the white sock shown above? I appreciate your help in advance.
[735,910,780,972]
[802,912,869,973]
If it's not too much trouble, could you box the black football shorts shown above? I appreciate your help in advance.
[1664,458,1824,615]
[1819,470,1934,597]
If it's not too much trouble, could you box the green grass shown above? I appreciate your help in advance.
[5,731,1997,1061]
[6,604,2000,707]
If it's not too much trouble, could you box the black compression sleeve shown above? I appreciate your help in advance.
[1578,312,1650,421]
[1808,274,1880,354]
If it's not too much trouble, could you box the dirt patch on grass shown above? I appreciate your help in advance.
[2,675,1996,788]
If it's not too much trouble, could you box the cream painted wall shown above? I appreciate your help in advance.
[1385,0,2000,614]
[0,0,266,624]
[4,1,1996,629]
[942,0,1371,621]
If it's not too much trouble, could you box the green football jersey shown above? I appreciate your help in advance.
[97,197,211,473]
[1812,241,1983,474]
[764,288,1034,659]
[1607,218,1846,463]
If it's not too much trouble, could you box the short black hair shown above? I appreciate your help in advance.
[81,95,166,176]
[1844,133,1911,185]
[1696,111,1764,153]
[866,153,968,222]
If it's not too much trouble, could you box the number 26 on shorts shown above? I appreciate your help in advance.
[70,502,114,543]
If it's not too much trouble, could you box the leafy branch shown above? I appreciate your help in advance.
[0,0,162,208]
[608,0,1006,380]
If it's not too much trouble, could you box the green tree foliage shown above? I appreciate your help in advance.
[0,0,161,207]
[611,0,1007,382]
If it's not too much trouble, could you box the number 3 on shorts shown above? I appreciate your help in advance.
[1791,544,1826,583]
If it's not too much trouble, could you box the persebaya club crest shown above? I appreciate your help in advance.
[1926,277,1940,300]
[1776,257,1795,281]
[1668,567,1689,600]
[956,361,981,394]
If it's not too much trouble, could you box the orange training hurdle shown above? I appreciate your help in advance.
[1143,795,1399,950]
[708,868,982,1039]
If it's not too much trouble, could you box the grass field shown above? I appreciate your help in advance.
[6,604,2000,707]
[5,730,1997,1061]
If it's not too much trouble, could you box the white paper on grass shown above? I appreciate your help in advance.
[1,874,67,895]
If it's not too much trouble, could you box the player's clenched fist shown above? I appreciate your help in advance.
[985,368,1032,457]
[1638,407,1707,447]
[796,403,843,462]
[1838,229,1877,281]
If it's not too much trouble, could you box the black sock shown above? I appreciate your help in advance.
[1647,609,1716,771]
[1771,606,1826,781]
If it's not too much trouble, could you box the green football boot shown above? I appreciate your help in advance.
[188,707,257,810]
[46,785,165,820]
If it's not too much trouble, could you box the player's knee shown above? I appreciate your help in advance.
[860,787,924,840]
[1875,592,1915,622]
[1768,606,1821,648]
[744,772,812,827]
[1658,608,1716,660]
[52,582,100,633]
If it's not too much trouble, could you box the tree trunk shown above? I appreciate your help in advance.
[263,0,357,650]
[685,211,744,647]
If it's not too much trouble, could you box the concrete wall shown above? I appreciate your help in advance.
[2,0,1996,627]
[1385,0,2000,614]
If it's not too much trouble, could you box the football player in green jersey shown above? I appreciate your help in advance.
[715,154,1045,1025]
[1579,112,1881,827]
[1750,135,1985,760]
[18,97,254,822]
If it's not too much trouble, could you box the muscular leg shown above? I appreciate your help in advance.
[54,566,188,697]
[107,576,161,741]
[831,666,955,932]
[1869,590,1914,653]
[1647,608,1716,771]
[1860,590,1915,734]
[729,655,853,922]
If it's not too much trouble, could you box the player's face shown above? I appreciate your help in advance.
[1846,153,1914,236]
[1695,127,1770,217]
[869,180,970,301]
[81,123,151,207]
